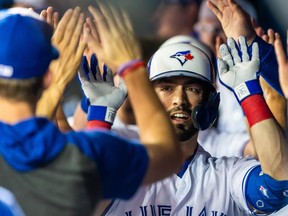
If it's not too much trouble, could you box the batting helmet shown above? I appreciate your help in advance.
[148,42,220,130]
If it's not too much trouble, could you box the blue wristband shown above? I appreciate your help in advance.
[87,106,116,124]
[234,79,263,103]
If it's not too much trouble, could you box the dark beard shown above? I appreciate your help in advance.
[174,122,198,142]
[168,105,199,142]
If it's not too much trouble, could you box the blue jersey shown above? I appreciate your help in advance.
[0,117,148,216]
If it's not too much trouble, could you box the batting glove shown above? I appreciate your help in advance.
[78,54,127,126]
[217,36,262,103]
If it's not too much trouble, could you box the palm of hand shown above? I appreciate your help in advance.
[215,1,256,45]
[221,60,259,89]
[82,80,127,109]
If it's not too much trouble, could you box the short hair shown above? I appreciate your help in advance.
[0,76,44,103]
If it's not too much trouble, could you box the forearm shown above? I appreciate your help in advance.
[242,95,288,180]
[251,119,288,180]
[265,93,287,129]
[123,67,183,183]
[36,85,64,119]
[55,105,73,132]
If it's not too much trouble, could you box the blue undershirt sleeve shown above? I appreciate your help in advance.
[245,165,288,214]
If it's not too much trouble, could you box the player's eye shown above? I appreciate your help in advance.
[160,86,173,91]
[186,87,203,95]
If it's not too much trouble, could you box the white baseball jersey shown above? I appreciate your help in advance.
[112,116,139,140]
[104,145,260,216]
[198,128,249,157]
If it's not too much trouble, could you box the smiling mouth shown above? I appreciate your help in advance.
[171,113,190,121]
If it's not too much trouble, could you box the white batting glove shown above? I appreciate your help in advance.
[78,54,127,124]
[217,36,262,103]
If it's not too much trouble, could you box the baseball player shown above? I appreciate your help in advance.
[95,36,288,215]
[0,6,183,216]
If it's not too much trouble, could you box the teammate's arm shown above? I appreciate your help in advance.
[218,36,288,213]
[208,0,283,96]
[85,3,183,184]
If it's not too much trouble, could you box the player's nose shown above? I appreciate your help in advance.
[172,88,188,106]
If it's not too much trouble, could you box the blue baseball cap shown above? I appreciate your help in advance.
[0,8,59,79]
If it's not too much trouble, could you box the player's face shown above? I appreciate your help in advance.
[153,76,205,141]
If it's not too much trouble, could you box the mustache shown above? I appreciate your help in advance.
[168,106,192,115]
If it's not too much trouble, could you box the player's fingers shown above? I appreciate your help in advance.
[79,56,89,82]
[62,7,82,46]
[46,6,54,26]
[86,17,100,42]
[267,28,275,45]
[39,9,47,20]
[118,77,128,94]
[88,5,110,45]
[52,9,73,44]
[110,6,126,33]
[228,37,241,63]
[219,42,234,67]
[238,36,249,62]
[207,1,223,21]
[90,54,98,80]
[274,33,287,67]
[69,13,85,51]
[217,58,228,77]
[103,66,114,83]
[251,42,259,63]
[261,34,268,43]
[53,12,59,30]
[99,3,122,38]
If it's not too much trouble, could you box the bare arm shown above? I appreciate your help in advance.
[86,3,183,184]
[218,36,288,180]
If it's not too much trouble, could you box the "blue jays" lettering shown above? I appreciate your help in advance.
[123,205,226,216]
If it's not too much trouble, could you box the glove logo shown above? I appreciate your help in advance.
[170,50,193,66]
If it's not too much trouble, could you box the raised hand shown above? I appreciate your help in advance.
[40,6,59,29]
[84,3,142,73]
[208,0,256,45]
[36,8,86,118]
[78,54,127,126]
[217,36,260,102]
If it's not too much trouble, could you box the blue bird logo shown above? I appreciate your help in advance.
[170,50,194,66]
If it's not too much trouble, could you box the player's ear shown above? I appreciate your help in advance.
[43,70,52,90]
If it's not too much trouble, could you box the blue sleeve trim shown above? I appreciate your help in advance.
[67,131,148,199]
[245,165,288,214]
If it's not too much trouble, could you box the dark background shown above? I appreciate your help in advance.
[43,0,287,50]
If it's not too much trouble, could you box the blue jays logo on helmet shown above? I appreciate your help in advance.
[170,50,194,66]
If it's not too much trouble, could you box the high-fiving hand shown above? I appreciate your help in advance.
[78,54,127,124]
[217,36,261,102]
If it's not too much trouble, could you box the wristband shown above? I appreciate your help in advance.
[117,60,146,77]
[87,120,112,130]
[241,94,273,127]
[234,79,263,103]
[87,106,116,128]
